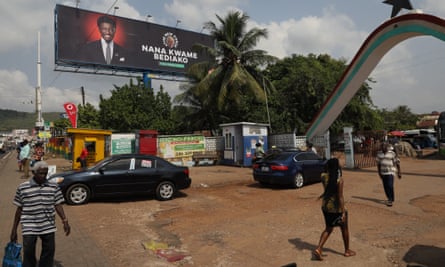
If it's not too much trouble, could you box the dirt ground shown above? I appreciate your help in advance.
[58,153,445,267]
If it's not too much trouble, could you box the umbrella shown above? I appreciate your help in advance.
[388,130,405,137]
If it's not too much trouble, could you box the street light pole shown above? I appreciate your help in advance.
[81,86,85,106]
[263,77,272,133]
[35,31,43,129]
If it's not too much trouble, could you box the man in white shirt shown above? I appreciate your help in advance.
[376,142,402,207]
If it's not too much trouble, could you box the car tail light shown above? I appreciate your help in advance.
[271,165,288,171]
[252,164,259,169]
[183,168,190,176]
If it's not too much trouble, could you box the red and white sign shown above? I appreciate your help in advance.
[63,102,77,128]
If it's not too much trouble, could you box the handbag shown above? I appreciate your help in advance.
[2,242,22,267]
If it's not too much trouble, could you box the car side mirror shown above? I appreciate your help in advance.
[99,167,105,174]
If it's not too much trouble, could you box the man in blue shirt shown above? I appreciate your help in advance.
[19,139,31,178]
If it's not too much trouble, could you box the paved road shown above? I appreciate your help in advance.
[0,152,112,267]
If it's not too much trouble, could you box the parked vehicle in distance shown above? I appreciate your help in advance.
[252,150,327,188]
[412,134,437,149]
[48,154,192,205]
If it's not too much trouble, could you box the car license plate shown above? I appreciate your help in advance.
[261,166,269,172]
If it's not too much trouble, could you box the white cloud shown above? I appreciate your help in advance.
[0,70,35,112]
[0,2,51,53]
[254,8,368,61]
[0,0,444,115]
[164,0,245,31]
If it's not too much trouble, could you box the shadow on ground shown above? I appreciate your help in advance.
[403,244,445,267]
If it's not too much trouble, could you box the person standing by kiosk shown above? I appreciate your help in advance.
[79,145,89,169]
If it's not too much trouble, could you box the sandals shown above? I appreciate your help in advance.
[344,250,356,257]
[312,249,323,261]
[313,248,355,260]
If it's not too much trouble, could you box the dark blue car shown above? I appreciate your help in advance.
[49,154,192,204]
[253,150,327,188]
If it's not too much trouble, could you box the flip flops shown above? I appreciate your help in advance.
[312,249,323,261]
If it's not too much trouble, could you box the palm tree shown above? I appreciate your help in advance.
[176,11,276,130]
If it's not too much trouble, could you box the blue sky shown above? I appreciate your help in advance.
[0,0,444,116]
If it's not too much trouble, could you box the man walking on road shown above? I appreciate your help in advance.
[376,142,402,207]
[19,139,31,178]
[10,161,71,267]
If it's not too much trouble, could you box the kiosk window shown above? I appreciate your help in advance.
[225,133,232,149]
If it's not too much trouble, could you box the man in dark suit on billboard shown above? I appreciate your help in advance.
[81,15,128,65]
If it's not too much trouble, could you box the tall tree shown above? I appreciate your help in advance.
[176,11,276,132]
[151,86,175,134]
[266,54,378,135]
[378,106,417,130]
[99,80,157,132]
[77,103,100,129]
[98,80,176,133]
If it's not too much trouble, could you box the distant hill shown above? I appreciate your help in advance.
[0,109,63,132]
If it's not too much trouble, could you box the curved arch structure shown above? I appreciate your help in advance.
[306,13,445,139]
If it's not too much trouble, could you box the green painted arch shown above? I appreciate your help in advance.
[306,13,445,139]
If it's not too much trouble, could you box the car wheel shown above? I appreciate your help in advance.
[66,184,91,205]
[156,181,176,201]
[293,173,304,188]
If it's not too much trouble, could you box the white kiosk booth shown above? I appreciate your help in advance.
[220,122,269,167]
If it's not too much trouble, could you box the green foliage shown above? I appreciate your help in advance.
[52,118,71,133]
[98,80,175,133]
[266,54,379,135]
[78,103,101,129]
[176,10,276,133]
[151,86,175,134]
[378,106,418,130]
[0,109,62,132]
[0,14,421,137]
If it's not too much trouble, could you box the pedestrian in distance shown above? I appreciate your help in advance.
[376,142,402,207]
[79,145,89,169]
[16,142,23,171]
[313,158,355,261]
[307,142,317,154]
[253,142,265,164]
[19,139,31,179]
[10,161,71,267]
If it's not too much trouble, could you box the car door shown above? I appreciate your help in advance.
[295,152,324,183]
[93,158,134,195]
[129,157,162,192]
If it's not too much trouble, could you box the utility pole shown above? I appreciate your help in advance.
[81,86,85,106]
[35,31,43,129]
[262,77,271,133]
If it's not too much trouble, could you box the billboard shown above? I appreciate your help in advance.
[158,135,205,159]
[54,4,214,75]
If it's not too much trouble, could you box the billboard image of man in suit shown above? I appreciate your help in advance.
[81,15,127,65]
